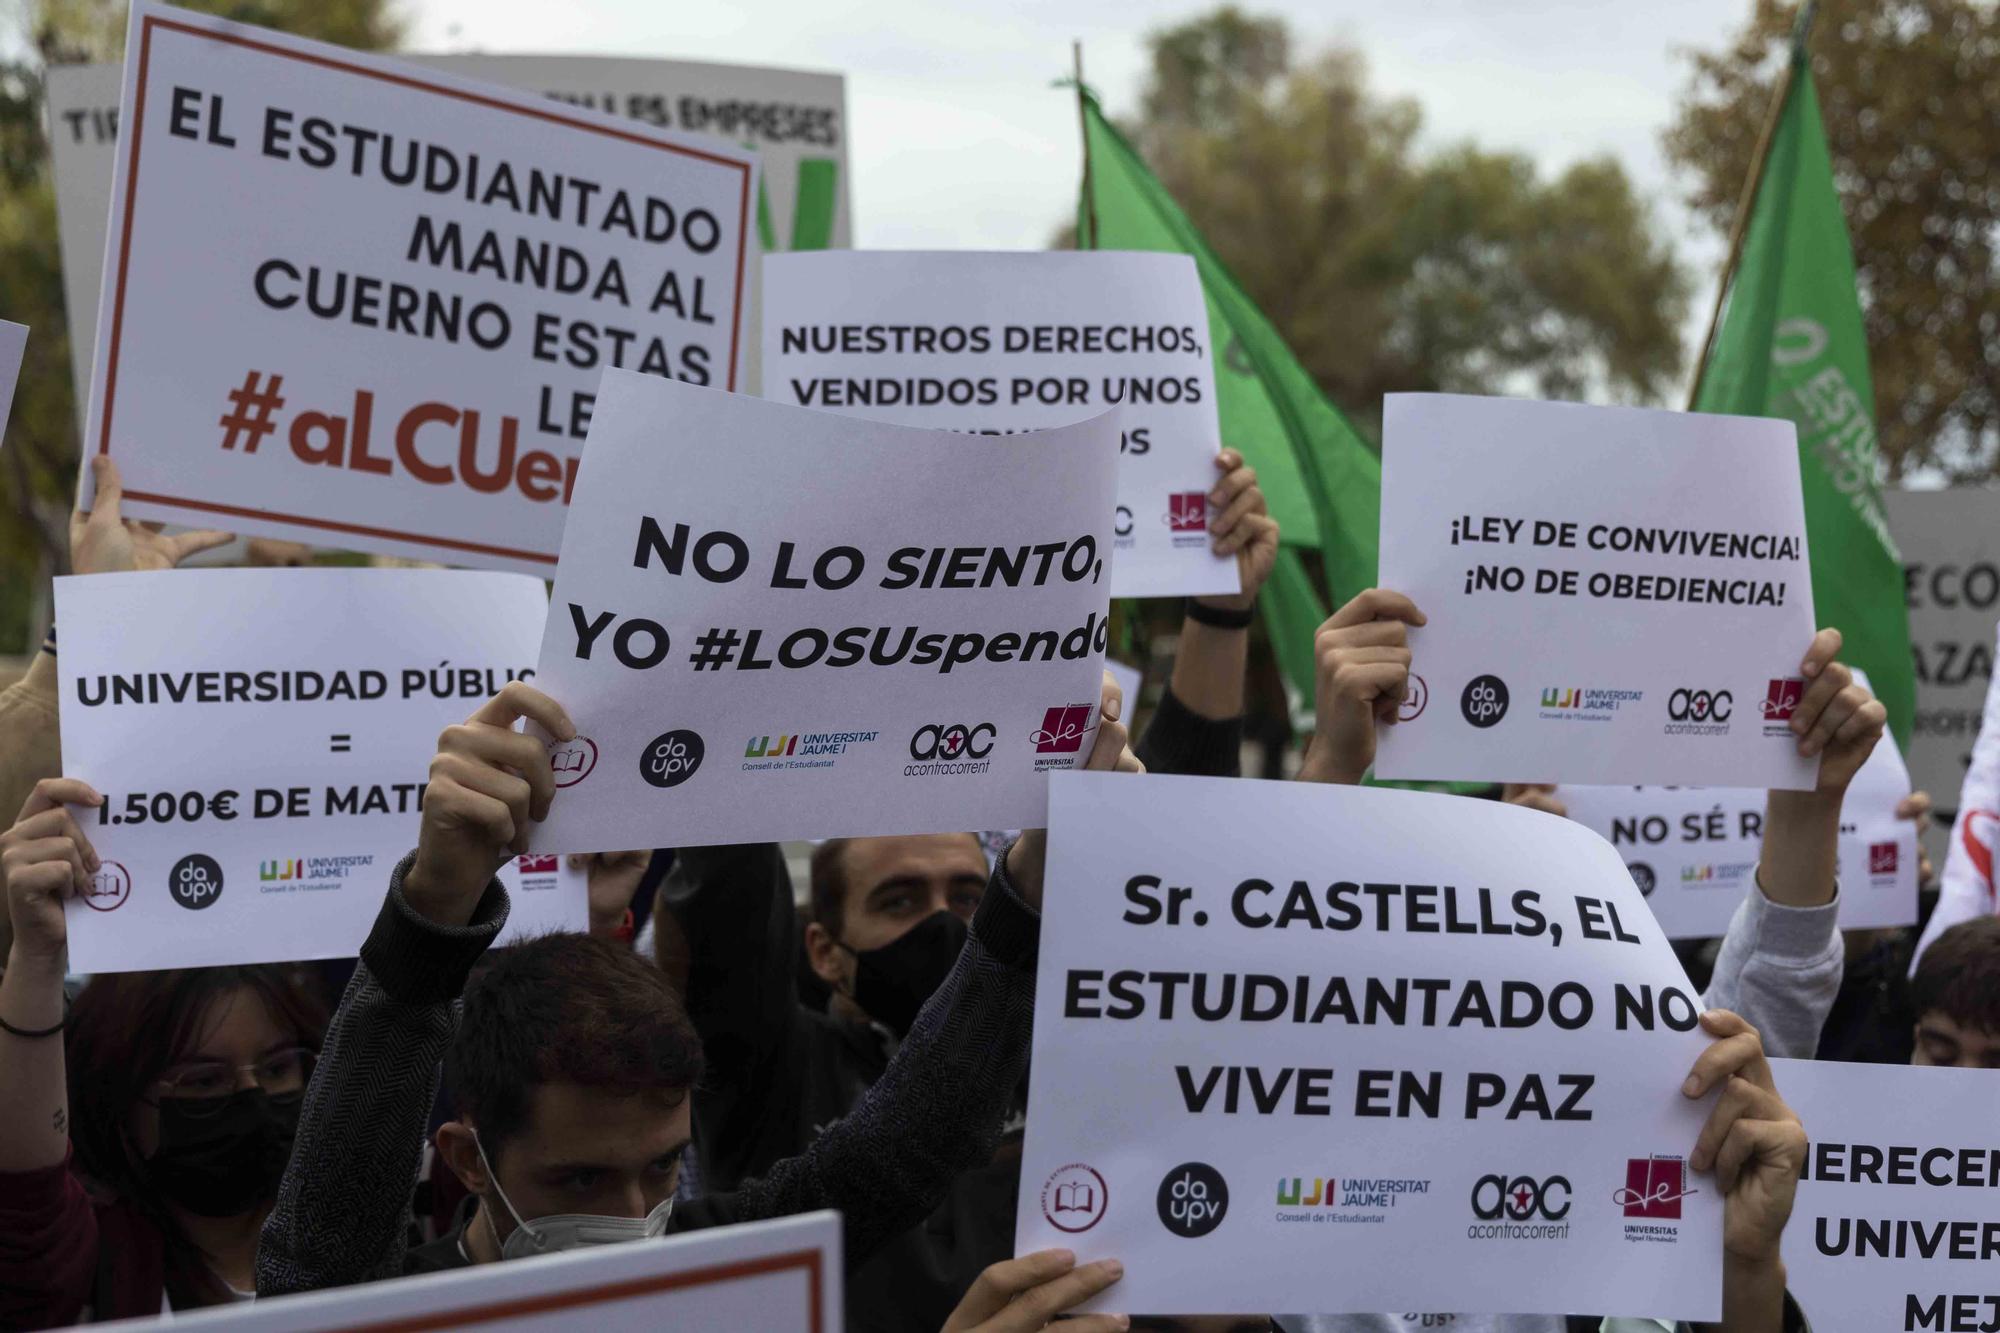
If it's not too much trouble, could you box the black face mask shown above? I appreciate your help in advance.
[147,1087,300,1218]
[844,910,968,1038]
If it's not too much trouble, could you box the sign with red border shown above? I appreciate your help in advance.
[83,2,757,573]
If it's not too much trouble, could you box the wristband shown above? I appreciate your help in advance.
[0,992,70,1040]
[1183,598,1255,630]
[40,622,56,659]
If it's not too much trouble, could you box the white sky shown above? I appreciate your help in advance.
[411,0,1754,374]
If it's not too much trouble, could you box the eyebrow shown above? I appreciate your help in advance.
[865,876,928,905]
[539,1139,691,1175]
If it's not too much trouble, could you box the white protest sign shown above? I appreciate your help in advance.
[0,320,24,446]
[56,568,582,973]
[1770,1059,1999,1333]
[1375,393,1819,790]
[76,3,756,573]
[1558,743,1917,938]
[762,250,1236,600]
[93,1211,841,1331]
[530,369,1118,852]
[1887,488,2000,812]
[1017,772,1723,1321]
[48,51,846,412]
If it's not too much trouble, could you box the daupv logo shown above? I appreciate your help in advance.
[1157,1162,1229,1238]
[1460,675,1509,728]
[169,854,224,910]
[639,730,704,789]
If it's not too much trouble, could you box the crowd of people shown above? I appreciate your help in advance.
[0,445,1995,1333]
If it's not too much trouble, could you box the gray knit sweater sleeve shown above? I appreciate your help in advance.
[256,854,509,1297]
[1701,880,1843,1060]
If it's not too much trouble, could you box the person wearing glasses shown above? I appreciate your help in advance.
[0,778,328,1324]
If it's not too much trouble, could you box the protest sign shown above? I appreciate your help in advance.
[529,369,1118,851]
[1914,626,2000,966]
[55,568,582,973]
[1887,488,2000,813]
[73,3,756,573]
[94,1211,841,1331]
[1558,686,1917,938]
[1770,1059,1999,1333]
[762,250,1236,599]
[48,51,845,411]
[1017,772,1723,1320]
[0,320,23,444]
[1374,393,1819,790]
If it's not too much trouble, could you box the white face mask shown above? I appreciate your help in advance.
[471,1128,675,1260]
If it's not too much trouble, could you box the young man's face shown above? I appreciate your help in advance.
[807,833,988,995]
[443,1081,692,1241]
[1912,1011,2000,1069]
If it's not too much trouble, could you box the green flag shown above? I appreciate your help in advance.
[1694,51,1914,747]
[1073,87,1379,647]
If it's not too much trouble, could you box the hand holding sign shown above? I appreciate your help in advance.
[1199,448,1280,613]
[405,682,575,927]
[1682,1010,1807,1275]
[1004,670,1144,912]
[1,778,106,965]
[1298,588,1426,785]
[1788,628,1889,786]
[69,457,232,575]
[942,1251,1128,1333]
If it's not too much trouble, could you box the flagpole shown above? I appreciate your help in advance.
[1074,40,1099,250]
[1685,0,1820,409]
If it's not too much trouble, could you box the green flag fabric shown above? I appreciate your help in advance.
[1694,53,1915,747]
[1073,88,1380,624]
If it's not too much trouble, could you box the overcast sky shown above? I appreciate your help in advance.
[411,1,1751,288]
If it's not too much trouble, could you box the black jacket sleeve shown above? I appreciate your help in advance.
[672,844,1040,1269]
[1135,683,1242,777]
[659,842,809,1189]
[256,853,507,1295]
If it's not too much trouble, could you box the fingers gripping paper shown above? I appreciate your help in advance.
[1017,773,1722,1321]
[528,370,1120,851]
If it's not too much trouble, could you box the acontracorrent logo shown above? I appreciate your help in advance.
[638,730,704,789]
[1665,687,1732,737]
[1467,1173,1570,1241]
[906,722,995,778]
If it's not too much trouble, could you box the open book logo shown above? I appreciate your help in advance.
[548,737,599,788]
[1041,1163,1108,1233]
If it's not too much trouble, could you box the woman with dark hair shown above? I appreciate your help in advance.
[0,778,328,1325]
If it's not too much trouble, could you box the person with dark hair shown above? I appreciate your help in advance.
[0,778,328,1323]
[255,675,1141,1295]
[1908,915,2000,1068]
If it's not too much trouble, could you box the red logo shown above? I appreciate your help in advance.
[83,861,131,912]
[1399,674,1429,722]
[1761,678,1804,722]
[549,737,598,788]
[1041,1163,1109,1233]
[516,854,559,875]
[1166,492,1209,533]
[1868,842,1900,875]
[1614,1157,1696,1219]
[1031,705,1095,754]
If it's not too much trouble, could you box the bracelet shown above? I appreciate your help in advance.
[0,992,70,1040]
[1184,598,1255,630]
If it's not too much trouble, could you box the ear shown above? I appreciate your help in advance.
[804,921,849,991]
[435,1121,489,1193]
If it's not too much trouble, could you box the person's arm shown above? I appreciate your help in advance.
[1295,589,1426,786]
[1681,1011,1808,1333]
[1134,449,1277,778]
[678,677,1141,1266]
[1708,631,1885,1059]
[659,841,807,1189]
[259,682,568,1295]
[0,778,108,1327]
[256,858,508,1295]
